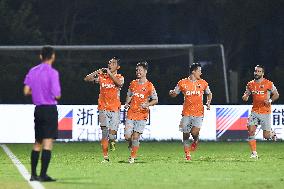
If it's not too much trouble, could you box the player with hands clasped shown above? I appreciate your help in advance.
[84,57,124,162]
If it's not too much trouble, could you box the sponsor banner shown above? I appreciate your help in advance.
[0,105,283,143]
[215,105,284,140]
[0,105,35,143]
[216,105,249,140]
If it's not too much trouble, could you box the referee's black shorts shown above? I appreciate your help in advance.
[34,105,58,141]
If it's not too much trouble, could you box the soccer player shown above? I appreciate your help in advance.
[84,57,124,162]
[124,61,158,164]
[242,65,279,159]
[169,63,212,161]
[23,46,61,182]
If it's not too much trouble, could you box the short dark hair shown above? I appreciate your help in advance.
[189,63,201,73]
[255,65,265,73]
[41,45,55,60]
[136,61,148,70]
[111,56,120,65]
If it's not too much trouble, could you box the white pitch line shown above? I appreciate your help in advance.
[0,144,45,189]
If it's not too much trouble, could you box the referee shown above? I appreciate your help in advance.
[23,46,61,182]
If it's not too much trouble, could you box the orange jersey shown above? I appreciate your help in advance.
[127,79,158,120]
[175,78,210,117]
[97,73,124,111]
[246,78,275,114]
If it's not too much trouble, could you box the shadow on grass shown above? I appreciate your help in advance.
[55,177,97,185]
[177,156,257,163]
[117,160,147,164]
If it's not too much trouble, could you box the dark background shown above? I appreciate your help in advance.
[0,0,283,105]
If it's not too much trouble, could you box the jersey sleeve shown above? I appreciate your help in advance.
[127,81,134,97]
[268,81,276,92]
[174,80,182,94]
[118,75,125,86]
[149,83,158,100]
[94,73,102,83]
[24,70,31,86]
[245,82,251,95]
[127,88,133,97]
[51,70,61,98]
[204,85,211,95]
[271,84,277,92]
[203,81,211,95]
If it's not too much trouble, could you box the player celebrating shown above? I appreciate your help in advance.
[84,57,124,162]
[124,61,158,164]
[242,65,279,159]
[169,63,212,161]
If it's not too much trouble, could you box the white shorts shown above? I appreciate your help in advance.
[248,112,271,131]
[99,110,120,131]
[124,119,147,135]
[179,115,203,133]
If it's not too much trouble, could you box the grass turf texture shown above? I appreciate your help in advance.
[0,146,30,189]
[2,141,284,189]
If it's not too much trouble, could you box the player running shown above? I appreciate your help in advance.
[242,65,279,159]
[169,63,212,161]
[124,61,158,164]
[84,57,124,162]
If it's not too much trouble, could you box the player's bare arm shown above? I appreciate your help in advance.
[55,95,61,100]
[264,88,279,105]
[206,92,212,110]
[271,88,280,102]
[141,99,158,109]
[242,85,251,101]
[23,85,32,96]
[107,68,123,87]
[124,94,132,109]
[242,92,250,101]
[84,69,103,82]
[169,90,178,97]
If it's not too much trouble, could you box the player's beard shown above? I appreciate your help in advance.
[195,75,201,80]
[254,74,261,80]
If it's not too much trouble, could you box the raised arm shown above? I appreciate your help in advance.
[107,69,124,87]
[84,69,103,82]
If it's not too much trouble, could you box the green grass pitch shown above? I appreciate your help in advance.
[1,141,284,189]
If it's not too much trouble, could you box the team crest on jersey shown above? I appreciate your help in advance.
[260,85,264,88]
[196,84,201,88]
[142,87,147,92]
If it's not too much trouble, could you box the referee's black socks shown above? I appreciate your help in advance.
[31,150,40,176]
[40,149,51,177]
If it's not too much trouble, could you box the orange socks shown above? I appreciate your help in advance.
[101,138,109,157]
[184,146,190,156]
[131,146,139,158]
[248,139,257,152]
